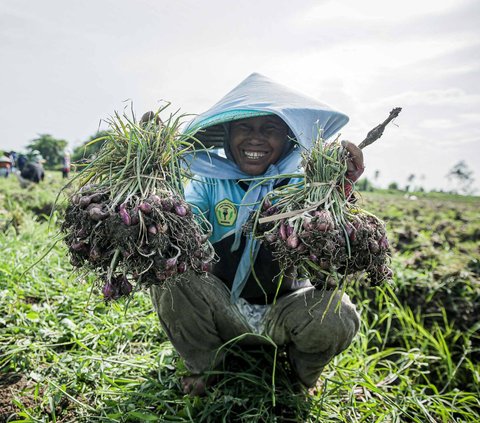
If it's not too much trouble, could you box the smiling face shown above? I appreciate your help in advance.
[229,115,290,175]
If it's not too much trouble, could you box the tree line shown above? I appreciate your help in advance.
[15,133,476,195]
[357,161,476,195]
[14,132,109,169]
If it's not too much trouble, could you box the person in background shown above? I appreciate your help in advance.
[16,153,28,172]
[18,153,45,187]
[149,73,364,396]
[8,151,17,172]
[62,151,71,178]
[0,152,12,178]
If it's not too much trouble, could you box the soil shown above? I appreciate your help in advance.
[0,372,76,423]
[0,372,36,422]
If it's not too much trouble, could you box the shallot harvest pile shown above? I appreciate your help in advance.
[249,133,393,289]
[61,106,215,300]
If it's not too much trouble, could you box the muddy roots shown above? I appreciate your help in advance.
[252,206,392,288]
[62,186,215,300]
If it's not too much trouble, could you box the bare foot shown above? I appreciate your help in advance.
[181,375,208,396]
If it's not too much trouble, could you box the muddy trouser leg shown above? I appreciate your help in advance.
[264,287,360,388]
[150,274,256,374]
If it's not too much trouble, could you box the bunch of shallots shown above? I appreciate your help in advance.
[61,105,215,300]
[250,135,392,288]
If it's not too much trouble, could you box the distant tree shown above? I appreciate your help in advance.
[72,131,110,163]
[405,173,416,192]
[414,174,426,192]
[374,169,380,181]
[356,177,374,192]
[447,161,475,194]
[27,134,68,168]
[388,182,399,190]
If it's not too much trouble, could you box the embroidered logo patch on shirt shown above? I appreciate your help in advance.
[215,199,237,226]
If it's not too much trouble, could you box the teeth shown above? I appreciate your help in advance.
[244,151,266,159]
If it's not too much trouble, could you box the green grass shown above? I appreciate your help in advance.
[0,174,479,422]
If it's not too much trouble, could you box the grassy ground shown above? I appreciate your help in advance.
[0,173,479,422]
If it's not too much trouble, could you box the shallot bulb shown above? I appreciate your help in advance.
[264,232,276,243]
[156,223,168,234]
[286,233,299,249]
[345,223,356,242]
[165,257,177,269]
[378,236,389,250]
[149,194,162,205]
[138,202,152,214]
[262,198,272,211]
[177,262,187,273]
[201,262,211,272]
[119,277,133,295]
[102,282,115,300]
[174,204,187,217]
[79,195,93,209]
[88,206,109,221]
[119,203,131,226]
[71,241,88,252]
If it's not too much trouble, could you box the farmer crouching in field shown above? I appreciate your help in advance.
[17,152,45,188]
[0,153,12,178]
[149,73,364,396]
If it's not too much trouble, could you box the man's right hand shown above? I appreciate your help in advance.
[341,140,365,183]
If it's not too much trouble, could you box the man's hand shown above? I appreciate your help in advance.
[341,140,365,183]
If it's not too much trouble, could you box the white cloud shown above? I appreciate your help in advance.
[418,118,457,130]
[299,0,465,22]
[418,114,480,133]
[373,88,480,108]
[459,112,480,122]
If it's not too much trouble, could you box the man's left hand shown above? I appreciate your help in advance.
[341,140,365,182]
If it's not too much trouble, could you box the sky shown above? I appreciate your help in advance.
[1,0,479,193]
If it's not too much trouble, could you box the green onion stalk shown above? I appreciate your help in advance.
[61,104,215,301]
[249,133,392,289]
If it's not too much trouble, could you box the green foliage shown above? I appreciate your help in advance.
[447,160,476,195]
[356,177,374,191]
[72,130,110,163]
[26,134,68,168]
[71,106,191,200]
[388,181,399,190]
[0,176,479,422]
